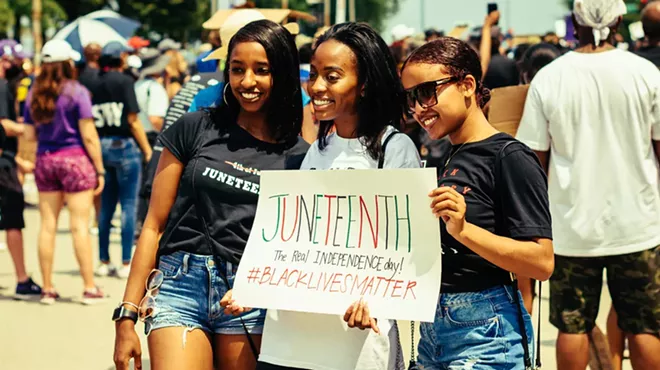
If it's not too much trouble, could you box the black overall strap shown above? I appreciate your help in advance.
[495,141,540,369]
[378,130,402,169]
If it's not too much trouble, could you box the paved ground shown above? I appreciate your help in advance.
[0,207,632,370]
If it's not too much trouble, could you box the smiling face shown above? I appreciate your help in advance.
[308,39,361,123]
[228,41,272,113]
[400,62,470,140]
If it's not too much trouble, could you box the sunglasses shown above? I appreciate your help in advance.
[405,77,459,114]
[139,269,164,330]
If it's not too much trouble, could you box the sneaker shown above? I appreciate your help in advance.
[40,290,60,305]
[14,277,42,300]
[95,263,117,277]
[82,287,107,305]
[116,265,131,279]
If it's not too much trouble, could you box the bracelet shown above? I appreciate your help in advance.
[120,301,139,311]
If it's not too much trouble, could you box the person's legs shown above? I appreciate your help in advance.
[64,190,96,291]
[606,307,625,370]
[7,229,28,281]
[116,142,141,267]
[607,246,660,369]
[550,255,605,370]
[148,328,214,370]
[37,191,64,292]
[214,334,262,370]
[98,167,118,265]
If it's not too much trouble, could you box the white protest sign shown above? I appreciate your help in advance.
[233,168,442,322]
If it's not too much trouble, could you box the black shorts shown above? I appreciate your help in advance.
[0,166,25,230]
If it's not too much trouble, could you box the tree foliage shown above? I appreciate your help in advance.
[1,0,68,37]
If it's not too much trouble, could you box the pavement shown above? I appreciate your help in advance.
[0,207,633,370]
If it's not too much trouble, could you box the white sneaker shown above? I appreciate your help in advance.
[116,265,131,279]
[95,263,117,277]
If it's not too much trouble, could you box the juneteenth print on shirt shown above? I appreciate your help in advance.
[259,126,420,370]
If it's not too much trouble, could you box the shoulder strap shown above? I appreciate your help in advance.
[494,140,542,370]
[378,130,402,169]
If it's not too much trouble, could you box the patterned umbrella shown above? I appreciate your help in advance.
[52,10,141,52]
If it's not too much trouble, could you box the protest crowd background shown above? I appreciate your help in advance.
[0,0,659,369]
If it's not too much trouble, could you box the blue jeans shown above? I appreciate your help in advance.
[98,137,142,264]
[417,285,534,370]
[145,251,266,335]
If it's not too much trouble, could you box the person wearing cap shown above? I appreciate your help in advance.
[92,41,152,279]
[22,39,107,305]
[516,1,660,368]
[636,0,660,67]
[0,41,43,301]
[158,38,188,100]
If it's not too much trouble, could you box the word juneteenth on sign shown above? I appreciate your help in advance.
[260,193,413,253]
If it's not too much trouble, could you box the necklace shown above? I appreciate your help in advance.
[444,140,472,169]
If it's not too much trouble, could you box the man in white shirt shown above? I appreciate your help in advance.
[516,1,660,369]
[134,48,170,145]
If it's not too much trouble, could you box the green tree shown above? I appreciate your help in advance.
[1,0,68,38]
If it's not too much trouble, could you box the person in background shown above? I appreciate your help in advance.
[22,39,106,305]
[401,37,553,370]
[0,44,42,300]
[475,14,520,89]
[424,28,444,42]
[516,1,660,369]
[135,48,171,145]
[298,42,312,94]
[79,43,102,93]
[636,0,660,67]
[113,20,308,370]
[93,41,152,279]
[159,38,188,100]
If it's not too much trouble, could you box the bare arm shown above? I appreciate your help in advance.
[118,148,184,326]
[533,150,550,174]
[458,225,554,281]
[78,118,105,174]
[127,113,153,162]
[16,124,37,174]
[480,11,501,79]
[1,119,25,137]
[148,116,164,133]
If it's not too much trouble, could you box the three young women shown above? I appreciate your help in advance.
[224,22,419,370]
[113,20,308,370]
[400,37,554,369]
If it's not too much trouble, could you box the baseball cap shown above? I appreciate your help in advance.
[203,9,299,62]
[101,41,134,59]
[391,24,415,42]
[128,36,150,50]
[158,38,182,52]
[42,40,81,63]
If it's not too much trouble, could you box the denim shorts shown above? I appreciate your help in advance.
[417,285,534,370]
[145,251,266,336]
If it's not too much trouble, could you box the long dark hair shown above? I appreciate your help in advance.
[518,43,561,84]
[30,61,75,124]
[211,19,302,144]
[403,37,491,109]
[314,22,405,160]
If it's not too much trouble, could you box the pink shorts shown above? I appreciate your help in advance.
[35,147,97,193]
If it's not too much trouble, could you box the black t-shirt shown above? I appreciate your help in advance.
[484,54,520,89]
[0,78,17,169]
[157,110,309,264]
[436,133,552,293]
[634,46,660,68]
[90,71,140,137]
[78,66,100,94]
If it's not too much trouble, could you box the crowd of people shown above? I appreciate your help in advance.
[1,0,659,369]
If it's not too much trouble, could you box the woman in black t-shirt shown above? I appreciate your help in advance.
[400,38,554,369]
[113,20,309,370]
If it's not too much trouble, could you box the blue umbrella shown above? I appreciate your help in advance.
[52,10,141,52]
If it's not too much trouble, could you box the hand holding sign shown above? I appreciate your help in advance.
[220,289,252,316]
[430,186,467,239]
[344,297,380,334]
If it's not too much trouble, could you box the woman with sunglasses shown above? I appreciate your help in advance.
[400,37,554,369]
[112,20,308,370]
[223,23,418,370]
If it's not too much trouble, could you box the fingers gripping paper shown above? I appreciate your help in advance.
[233,169,442,322]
